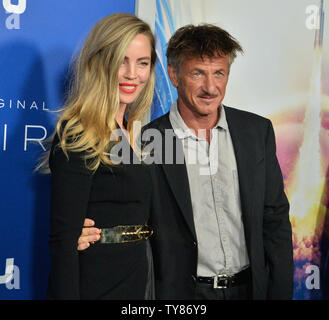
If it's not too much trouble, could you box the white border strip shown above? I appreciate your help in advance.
[135,0,156,32]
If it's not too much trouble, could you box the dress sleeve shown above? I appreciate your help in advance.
[47,135,93,299]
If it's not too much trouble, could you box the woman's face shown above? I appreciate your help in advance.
[118,33,152,108]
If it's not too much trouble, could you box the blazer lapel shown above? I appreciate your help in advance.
[162,163,196,239]
[153,114,197,241]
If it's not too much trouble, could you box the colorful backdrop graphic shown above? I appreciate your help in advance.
[0,0,328,300]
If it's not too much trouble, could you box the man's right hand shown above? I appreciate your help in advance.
[77,218,102,250]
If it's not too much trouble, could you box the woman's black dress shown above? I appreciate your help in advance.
[47,133,155,299]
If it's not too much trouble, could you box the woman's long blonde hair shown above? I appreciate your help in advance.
[41,13,156,172]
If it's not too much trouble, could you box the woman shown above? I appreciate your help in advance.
[45,13,157,299]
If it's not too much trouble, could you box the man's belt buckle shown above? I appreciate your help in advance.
[213,274,230,289]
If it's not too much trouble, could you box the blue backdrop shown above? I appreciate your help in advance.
[0,0,135,300]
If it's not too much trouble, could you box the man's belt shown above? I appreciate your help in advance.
[196,268,250,289]
[99,225,153,244]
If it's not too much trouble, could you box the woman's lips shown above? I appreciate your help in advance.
[119,83,137,94]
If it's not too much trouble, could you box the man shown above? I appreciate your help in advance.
[78,24,294,300]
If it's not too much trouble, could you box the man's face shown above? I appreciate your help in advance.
[168,54,230,119]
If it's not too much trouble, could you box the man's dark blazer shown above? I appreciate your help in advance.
[144,105,294,300]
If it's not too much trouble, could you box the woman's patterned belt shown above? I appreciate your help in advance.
[99,225,153,243]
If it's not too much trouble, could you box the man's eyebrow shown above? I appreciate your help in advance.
[190,67,205,72]
[215,68,226,73]
[190,67,226,73]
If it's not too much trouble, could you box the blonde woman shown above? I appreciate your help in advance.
[46,13,157,299]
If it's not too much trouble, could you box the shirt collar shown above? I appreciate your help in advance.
[169,101,228,140]
[169,101,193,139]
[216,105,228,131]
